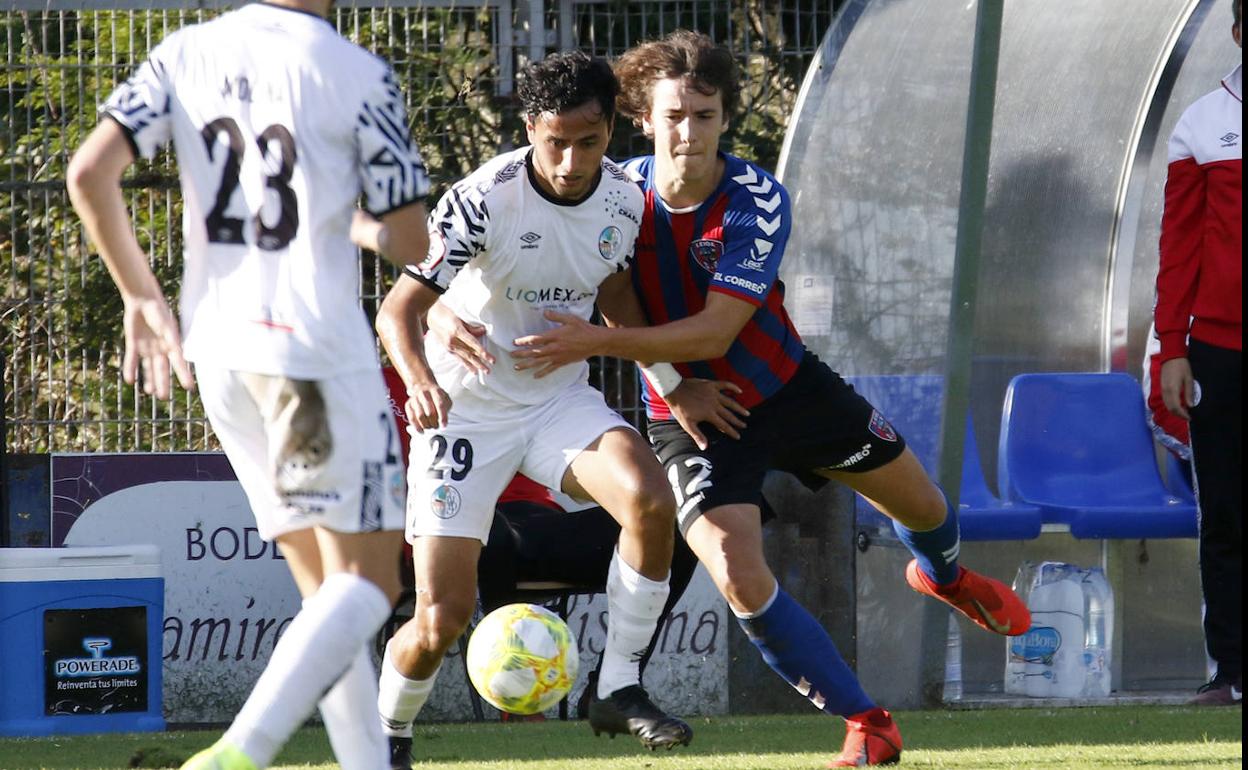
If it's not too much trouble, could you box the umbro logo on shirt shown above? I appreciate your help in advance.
[1219,132,1239,147]
[520,231,541,250]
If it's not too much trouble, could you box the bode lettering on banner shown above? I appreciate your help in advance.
[185,526,285,561]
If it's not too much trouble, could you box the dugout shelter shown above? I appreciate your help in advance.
[776,0,1236,706]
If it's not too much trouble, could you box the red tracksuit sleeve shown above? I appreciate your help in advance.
[1154,154,1206,361]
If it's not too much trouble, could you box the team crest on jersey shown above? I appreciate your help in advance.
[690,239,723,273]
[430,484,462,519]
[868,410,898,443]
[598,226,623,260]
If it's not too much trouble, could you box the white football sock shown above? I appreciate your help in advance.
[597,548,670,698]
[320,647,387,770]
[377,641,441,738]
[224,572,391,768]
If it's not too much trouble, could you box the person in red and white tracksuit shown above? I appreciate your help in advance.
[1152,0,1242,707]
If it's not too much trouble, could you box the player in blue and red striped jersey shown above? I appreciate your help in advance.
[501,31,1031,767]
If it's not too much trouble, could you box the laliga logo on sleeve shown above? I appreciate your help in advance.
[598,225,623,260]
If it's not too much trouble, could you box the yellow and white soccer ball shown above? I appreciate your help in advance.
[466,603,579,715]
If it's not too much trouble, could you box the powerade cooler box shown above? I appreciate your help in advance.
[0,546,165,736]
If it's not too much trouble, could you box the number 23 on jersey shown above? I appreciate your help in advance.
[201,116,299,251]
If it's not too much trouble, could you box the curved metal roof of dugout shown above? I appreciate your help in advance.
[776,0,1240,466]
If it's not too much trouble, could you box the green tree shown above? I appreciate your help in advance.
[2,2,835,453]
[2,6,505,452]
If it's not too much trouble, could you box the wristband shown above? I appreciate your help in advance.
[639,363,683,397]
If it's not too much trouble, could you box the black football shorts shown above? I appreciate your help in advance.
[647,352,907,534]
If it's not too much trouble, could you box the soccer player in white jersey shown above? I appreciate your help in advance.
[373,52,692,764]
[66,2,430,769]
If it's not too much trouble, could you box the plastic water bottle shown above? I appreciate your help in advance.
[1080,568,1113,697]
[944,614,963,701]
[1004,562,1036,695]
[1011,561,1038,607]
[1024,564,1085,699]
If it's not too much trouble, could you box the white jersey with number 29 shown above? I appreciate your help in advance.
[102,2,429,378]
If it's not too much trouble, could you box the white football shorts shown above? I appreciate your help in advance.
[197,365,406,541]
[406,380,632,543]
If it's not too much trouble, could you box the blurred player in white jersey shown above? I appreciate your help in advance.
[67,2,430,769]
[373,52,691,767]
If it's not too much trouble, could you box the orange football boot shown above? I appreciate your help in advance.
[828,707,902,767]
[906,560,1030,636]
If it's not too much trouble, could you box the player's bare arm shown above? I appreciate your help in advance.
[376,276,451,431]
[67,119,194,399]
[505,268,639,377]
[595,269,749,446]
[425,300,494,376]
[350,204,430,269]
[594,267,650,331]
[513,288,755,369]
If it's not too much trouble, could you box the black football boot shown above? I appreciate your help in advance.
[587,684,693,750]
[388,735,413,770]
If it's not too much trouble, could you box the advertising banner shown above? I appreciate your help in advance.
[51,453,728,722]
[53,454,301,722]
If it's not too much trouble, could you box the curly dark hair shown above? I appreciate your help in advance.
[517,51,618,123]
[614,30,740,130]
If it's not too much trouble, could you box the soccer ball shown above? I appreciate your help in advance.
[466,603,579,715]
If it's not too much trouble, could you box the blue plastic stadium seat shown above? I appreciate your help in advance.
[845,374,1040,540]
[958,420,1042,541]
[997,372,1198,539]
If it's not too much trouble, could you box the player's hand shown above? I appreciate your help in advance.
[1159,357,1196,420]
[665,378,750,450]
[427,302,493,376]
[121,294,194,400]
[511,310,602,378]
[405,379,452,433]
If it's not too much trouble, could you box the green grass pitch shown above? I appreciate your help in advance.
[1,706,1241,769]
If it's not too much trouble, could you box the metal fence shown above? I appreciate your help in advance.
[2,0,836,453]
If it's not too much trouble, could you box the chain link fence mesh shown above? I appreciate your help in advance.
[2,0,836,453]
